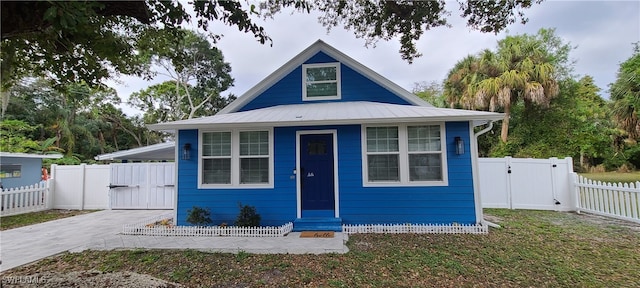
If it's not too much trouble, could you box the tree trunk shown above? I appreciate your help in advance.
[500,104,511,143]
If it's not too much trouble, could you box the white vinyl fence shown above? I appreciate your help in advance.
[50,164,110,210]
[575,175,640,223]
[1,181,50,216]
[479,157,575,211]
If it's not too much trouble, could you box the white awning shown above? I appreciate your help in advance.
[149,101,504,131]
[94,142,175,161]
[0,152,63,159]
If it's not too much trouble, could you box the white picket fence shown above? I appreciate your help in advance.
[122,213,294,237]
[342,223,488,234]
[575,175,640,224]
[1,181,50,216]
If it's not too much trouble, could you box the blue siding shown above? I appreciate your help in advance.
[337,122,477,225]
[0,157,44,189]
[176,129,297,226]
[176,121,477,226]
[238,52,411,111]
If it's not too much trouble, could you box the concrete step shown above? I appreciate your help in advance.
[293,217,342,232]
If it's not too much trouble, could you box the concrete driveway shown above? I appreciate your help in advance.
[1,210,349,272]
[0,210,165,272]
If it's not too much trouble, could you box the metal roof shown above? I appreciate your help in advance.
[0,152,63,159]
[149,101,504,131]
[94,142,175,161]
[217,40,432,114]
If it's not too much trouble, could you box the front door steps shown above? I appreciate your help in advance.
[293,218,342,232]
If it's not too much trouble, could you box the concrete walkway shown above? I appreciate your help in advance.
[1,210,349,272]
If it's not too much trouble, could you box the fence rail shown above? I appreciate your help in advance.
[1,181,49,217]
[575,175,640,224]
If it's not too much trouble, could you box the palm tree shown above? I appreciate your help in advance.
[445,33,560,142]
[610,47,640,139]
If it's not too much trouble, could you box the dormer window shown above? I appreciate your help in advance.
[302,63,341,101]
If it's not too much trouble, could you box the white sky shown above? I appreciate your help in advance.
[111,0,640,116]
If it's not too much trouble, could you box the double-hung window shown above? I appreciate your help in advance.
[363,124,447,186]
[202,132,232,184]
[200,129,273,188]
[302,63,341,100]
[407,126,443,181]
[366,127,400,182]
[239,131,269,184]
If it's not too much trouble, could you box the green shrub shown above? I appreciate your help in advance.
[186,206,212,226]
[235,203,261,227]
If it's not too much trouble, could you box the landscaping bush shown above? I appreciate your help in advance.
[235,203,261,227]
[185,206,212,226]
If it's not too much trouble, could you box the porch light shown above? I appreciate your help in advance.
[182,143,191,160]
[455,137,464,155]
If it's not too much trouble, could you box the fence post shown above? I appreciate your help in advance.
[80,163,86,210]
[47,164,57,209]
[505,156,513,209]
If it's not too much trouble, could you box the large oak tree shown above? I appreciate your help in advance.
[1,0,543,90]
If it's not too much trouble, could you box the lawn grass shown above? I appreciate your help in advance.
[580,171,640,184]
[0,209,97,231]
[2,209,639,287]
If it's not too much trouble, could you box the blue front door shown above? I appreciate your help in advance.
[300,134,335,217]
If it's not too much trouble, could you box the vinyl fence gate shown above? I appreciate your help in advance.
[479,157,575,211]
[109,163,175,209]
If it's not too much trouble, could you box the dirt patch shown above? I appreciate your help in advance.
[1,270,182,288]
[570,212,640,233]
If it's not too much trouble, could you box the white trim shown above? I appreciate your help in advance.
[302,62,341,101]
[174,135,179,222]
[198,128,274,189]
[473,120,494,224]
[149,101,504,132]
[295,130,340,218]
[0,152,63,159]
[94,142,174,161]
[361,123,449,187]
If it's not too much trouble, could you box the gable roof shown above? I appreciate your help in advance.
[94,142,175,161]
[218,39,431,114]
[149,101,504,130]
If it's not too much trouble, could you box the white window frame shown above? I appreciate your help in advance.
[302,62,341,101]
[199,128,274,189]
[361,123,448,187]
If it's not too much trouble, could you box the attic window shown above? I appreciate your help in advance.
[302,63,341,101]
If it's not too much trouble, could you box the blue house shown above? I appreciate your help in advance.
[0,152,62,189]
[150,40,503,231]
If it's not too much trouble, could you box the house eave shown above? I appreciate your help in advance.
[150,115,504,131]
[94,142,175,161]
[0,152,63,159]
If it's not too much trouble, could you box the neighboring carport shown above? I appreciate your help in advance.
[94,142,175,162]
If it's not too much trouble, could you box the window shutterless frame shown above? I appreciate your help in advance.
[361,123,448,187]
[198,128,274,189]
[302,62,341,101]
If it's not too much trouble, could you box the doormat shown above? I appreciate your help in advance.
[300,231,335,238]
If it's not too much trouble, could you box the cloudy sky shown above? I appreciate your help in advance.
[112,0,640,116]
